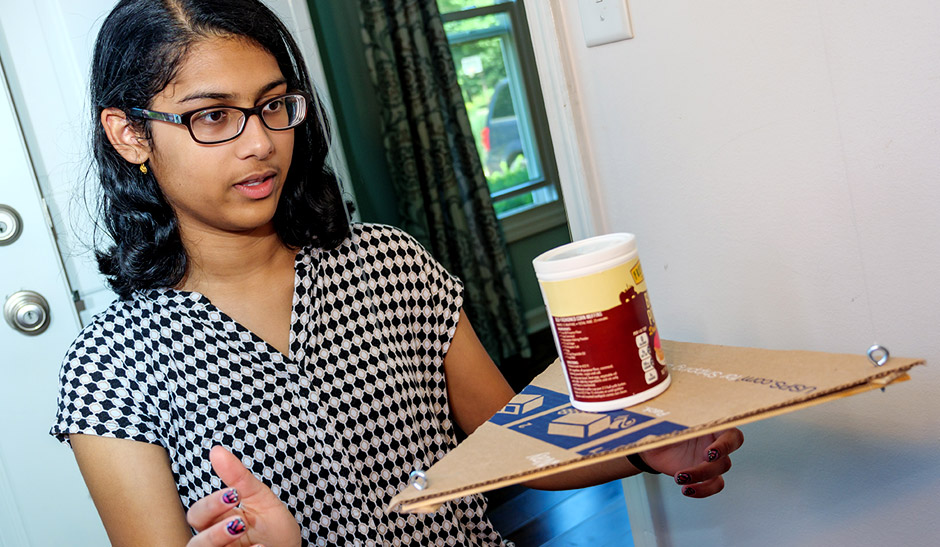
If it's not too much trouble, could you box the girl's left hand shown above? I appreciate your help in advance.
[186,446,301,547]
[638,428,745,498]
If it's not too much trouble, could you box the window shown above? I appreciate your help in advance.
[437,0,562,224]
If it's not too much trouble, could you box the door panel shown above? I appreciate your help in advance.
[0,0,115,325]
[0,57,108,545]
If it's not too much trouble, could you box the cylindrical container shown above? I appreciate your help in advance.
[533,233,670,412]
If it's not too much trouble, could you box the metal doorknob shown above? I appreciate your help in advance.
[4,290,51,335]
[0,204,23,246]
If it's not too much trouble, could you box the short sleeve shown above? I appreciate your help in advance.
[400,230,463,358]
[359,224,465,362]
[49,308,164,448]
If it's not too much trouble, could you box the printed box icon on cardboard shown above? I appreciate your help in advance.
[499,394,544,415]
[548,412,611,438]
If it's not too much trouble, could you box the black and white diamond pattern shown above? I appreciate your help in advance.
[51,224,503,546]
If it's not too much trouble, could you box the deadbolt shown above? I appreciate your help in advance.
[4,290,51,335]
[0,204,23,246]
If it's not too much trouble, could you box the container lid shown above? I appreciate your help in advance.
[532,233,637,276]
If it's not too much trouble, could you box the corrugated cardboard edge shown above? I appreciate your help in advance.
[388,360,923,514]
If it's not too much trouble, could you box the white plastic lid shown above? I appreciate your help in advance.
[532,233,637,276]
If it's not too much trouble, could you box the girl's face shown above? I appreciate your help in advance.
[144,37,295,238]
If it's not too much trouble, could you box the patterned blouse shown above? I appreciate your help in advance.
[51,224,504,546]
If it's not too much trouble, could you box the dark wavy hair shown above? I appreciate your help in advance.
[91,0,350,299]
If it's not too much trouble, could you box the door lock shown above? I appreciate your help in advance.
[4,290,51,335]
[0,204,23,246]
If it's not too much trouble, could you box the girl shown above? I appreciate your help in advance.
[50,1,744,545]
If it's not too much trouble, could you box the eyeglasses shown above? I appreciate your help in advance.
[127,92,310,144]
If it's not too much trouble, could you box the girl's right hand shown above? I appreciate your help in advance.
[186,446,301,547]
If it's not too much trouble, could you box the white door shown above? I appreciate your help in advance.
[0,57,108,545]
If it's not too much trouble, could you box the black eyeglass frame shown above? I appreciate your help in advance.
[126,92,311,144]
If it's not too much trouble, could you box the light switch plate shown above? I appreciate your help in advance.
[578,0,634,48]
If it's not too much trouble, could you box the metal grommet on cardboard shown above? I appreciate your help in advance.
[867,344,889,367]
[408,469,428,491]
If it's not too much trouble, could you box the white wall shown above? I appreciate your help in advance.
[548,1,939,545]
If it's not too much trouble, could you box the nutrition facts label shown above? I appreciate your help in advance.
[555,313,630,400]
[553,298,664,403]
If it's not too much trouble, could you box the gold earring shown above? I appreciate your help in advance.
[139,163,148,175]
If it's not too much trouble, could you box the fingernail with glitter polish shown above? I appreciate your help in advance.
[707,449,720,462]
[683,487,696,496]
[226,517,246,536]
[675,473,691,485]
[222,488,239,505]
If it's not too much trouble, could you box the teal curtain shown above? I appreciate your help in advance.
[357,0,530,363]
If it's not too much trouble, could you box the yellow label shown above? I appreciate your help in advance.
[539,257,648,317]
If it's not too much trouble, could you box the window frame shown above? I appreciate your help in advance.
[439,0,567,241]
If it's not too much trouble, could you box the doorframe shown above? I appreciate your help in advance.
[520,1,658,545]
[521,0,610,242]
[277,0,359,219]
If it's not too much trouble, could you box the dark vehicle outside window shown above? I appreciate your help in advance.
[482,78,523,174]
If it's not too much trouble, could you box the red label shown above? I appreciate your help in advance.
[552,289,667,403]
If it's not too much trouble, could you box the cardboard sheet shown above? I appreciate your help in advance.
[389,340,925,514]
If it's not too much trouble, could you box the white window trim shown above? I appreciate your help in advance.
[520,0,609,242]
[521,1,658,545]
[501,198,566,244]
